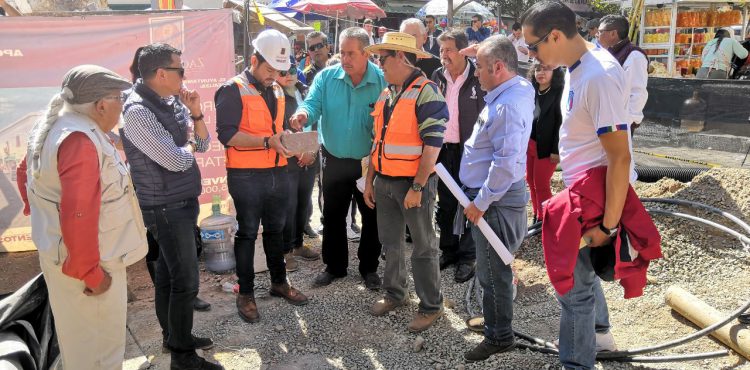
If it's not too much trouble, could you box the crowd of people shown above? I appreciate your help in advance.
[16,1,669,369]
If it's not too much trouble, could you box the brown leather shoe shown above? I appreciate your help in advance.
[236,293,259,323]
[407,308,444,333]
[370,296,406,316]
[270,283,309,306]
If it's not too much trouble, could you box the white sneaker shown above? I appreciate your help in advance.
[551,332,617,352]
[595,331,617,352]
[347,228,360,241]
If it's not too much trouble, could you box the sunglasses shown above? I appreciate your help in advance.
[280,66,298,77]
[376,52,396,63]
[101,91,128,103]
[527,30,552,53]
[308,42,327,52]
[158,66,185,78]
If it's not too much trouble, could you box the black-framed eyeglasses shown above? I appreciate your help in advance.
[158,66,185,78]
[101,91,128,103]
[472,19,480,23]
[596,28,614,36]
[280,66,298,77]
[308,42,327,52]
[376,51,396,63]
[527,30,552,53]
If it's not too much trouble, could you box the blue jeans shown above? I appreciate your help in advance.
[141,198,200,352]
[228,167,289,294]
[471,202,527,345]
[557,248,611,370]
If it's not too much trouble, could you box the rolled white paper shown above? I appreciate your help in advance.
[434,163,514,265]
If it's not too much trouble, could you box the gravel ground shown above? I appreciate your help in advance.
[124,169,750,370]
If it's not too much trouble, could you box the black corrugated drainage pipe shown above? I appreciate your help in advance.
[635,166,709,183]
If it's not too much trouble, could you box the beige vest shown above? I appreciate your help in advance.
[27,111,148,267]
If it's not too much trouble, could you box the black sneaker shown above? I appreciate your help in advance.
[163,335,215,353]
[464,339,516,362]
[439,255,458,270]
[313,271,342,287]
[454,262,476,283]
[303,223,318,238]
[739,313,750,324]
[193,297,211,312]
[170,350,223,370]
[363,272,382,290]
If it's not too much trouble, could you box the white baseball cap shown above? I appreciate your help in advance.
[251,29,292,71]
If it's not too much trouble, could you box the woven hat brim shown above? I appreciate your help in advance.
[365,43,433,59]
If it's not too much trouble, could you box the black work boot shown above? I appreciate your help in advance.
[464,339,516,362]
[170,350,223,370]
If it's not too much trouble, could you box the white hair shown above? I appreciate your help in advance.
[27,96,96,178]
[400,18,427,36]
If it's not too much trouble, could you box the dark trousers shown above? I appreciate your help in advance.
[141,198,200,352]
[321,147,381,277]
[228,167,289,294]
[284,157,317,252]
[436,143,475,263]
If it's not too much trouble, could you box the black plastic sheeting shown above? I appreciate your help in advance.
[643,77,750,136]
[0,274,58,370]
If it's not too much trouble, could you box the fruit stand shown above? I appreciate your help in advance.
[639,0,747,78]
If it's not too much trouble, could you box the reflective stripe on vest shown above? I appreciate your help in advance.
[226,74,287,169]
[370,76,429,177]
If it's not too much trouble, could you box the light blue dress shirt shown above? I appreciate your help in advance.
[459,75,535,211]
[298,60,386,160]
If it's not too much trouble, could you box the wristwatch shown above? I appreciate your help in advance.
[263,137,270,150]
[598,223,618,238]
[411,183,424,192]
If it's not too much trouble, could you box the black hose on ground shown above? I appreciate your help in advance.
[635,167,708,183]
[466,197,750,363]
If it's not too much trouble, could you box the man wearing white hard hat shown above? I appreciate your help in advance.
[363,32,448,333]
[215,29,310,324]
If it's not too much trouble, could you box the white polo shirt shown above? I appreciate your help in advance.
[558,47,636,186]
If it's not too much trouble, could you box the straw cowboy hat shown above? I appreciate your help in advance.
[364,32,432,59]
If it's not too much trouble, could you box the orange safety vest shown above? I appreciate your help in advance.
[370,76,430,178]
[158,0,175,9]
[225,74,287,169]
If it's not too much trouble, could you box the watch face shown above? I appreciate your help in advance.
[412,183,422,191]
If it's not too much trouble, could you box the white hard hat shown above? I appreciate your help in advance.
[252,29,292,71]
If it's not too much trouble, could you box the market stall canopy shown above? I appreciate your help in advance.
[224,0,314,33]
[415,0,494,23]
[267,0,327,20]
[291,0,386,19]
[383,0,429,14]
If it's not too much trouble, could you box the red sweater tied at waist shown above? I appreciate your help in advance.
[541,166,662,298]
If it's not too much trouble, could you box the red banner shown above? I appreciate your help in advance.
[0,10,235,252]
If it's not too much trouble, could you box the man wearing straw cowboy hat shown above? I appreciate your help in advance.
[362,32,449,333]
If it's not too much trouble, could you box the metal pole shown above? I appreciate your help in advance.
[243,0,250,69]
[447,0,453,29]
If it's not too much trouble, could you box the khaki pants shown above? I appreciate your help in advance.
[39,254,127,370]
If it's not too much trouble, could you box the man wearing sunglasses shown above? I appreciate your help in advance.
[597,15,648,135]
[363,32,448,333]
[303,31,331,84]
[466,15,491,45]
[215,29,309,325]
[521,2,646,369]
[121,43,221,370]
